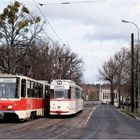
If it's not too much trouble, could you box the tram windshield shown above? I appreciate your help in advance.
[54,89,68,99]
[0,78,19,98]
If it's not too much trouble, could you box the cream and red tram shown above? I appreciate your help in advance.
[0,74,50,121]
[50,79,84,115]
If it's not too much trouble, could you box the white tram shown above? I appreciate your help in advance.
[50,79,84,115]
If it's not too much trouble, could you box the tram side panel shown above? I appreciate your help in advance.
[0,75,50,120]
[13,98,43,120]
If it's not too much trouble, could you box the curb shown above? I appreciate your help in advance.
[116,108,140,121]
[135,116,140,121]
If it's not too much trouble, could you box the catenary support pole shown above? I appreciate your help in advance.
[131,33,134,113]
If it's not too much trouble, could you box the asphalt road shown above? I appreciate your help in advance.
[1,103,140,139]
[57,104,140,139]
[0,101,96,139]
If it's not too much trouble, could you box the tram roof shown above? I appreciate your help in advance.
[0,73,49,85]
[51,79,75,85]
[50,79,82,90]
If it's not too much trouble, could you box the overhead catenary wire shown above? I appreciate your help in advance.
[39,0,106,6]
[29,12,56,45]
[39,26,57,45]
[33,0,65,45]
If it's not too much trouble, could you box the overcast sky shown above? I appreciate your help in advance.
[1,0,140,84]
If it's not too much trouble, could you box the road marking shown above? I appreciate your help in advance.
[82,105,97,127]
[50,104,98,139]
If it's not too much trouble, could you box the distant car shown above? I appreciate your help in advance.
[122,101,131,106]
[101,103,107,105]
[101,101,107,105]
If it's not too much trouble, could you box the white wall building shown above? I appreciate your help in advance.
[99,85,119,107]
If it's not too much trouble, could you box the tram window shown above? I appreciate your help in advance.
[39,84,41,98]
[76,88,79,99]
[21,79,26,97]
[30,81,35,97]
[40,84,43,98]
[64,90,68,99]
[45,86,47,98]
[15,78,20,98]
[27,80,31,97]
[77,89,81,99]
[82,92,84,99]
[71,87,75,98]
[32,82,35,98]
[37,83,40,98]
[34,82,38,98]
[37,84,43,98]
[77,92,79,99]
[50,89,54,98]
[45,85,50,98]
[80,93,82,99]
[38,84,40,98]
[54,90,65,98]
[34,83,38,98]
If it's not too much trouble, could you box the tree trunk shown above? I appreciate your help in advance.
[110,81,114,105]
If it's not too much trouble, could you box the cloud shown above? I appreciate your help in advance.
[1,0,140,83]
[34,0,140,42]
[83,25,130,42]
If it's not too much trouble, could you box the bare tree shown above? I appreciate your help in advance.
[99,57,118,105]
[114,48,129,107]
[0,1,43,73]
[48,45,84,83]
[18,40,84,84]
[0,1,84,84]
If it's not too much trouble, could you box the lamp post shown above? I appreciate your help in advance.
[121,20,139,43]
[121,20,140,112]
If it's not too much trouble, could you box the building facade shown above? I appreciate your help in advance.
[99,85,119,106]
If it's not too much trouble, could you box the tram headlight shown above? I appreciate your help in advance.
[8,105,13,110]
[57,106,61,109]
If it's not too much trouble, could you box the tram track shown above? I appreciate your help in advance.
[0,119,45,138]
[0,102,97,139]
[24,114,80,139]
[0,116,70,139]
[3,118,65,139]
[34,113,86,139]
[18,107,94,139]
[50,107,95,139]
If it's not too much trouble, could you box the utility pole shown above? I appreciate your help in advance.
[131,33,134,113]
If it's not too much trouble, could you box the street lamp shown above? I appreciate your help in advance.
[121,20,140,112]
[121,20,139,43]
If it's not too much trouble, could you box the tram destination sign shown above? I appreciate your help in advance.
[0,78,16,83]
[57,80,62,85]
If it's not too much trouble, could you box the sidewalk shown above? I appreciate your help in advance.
[117,107,140,121]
